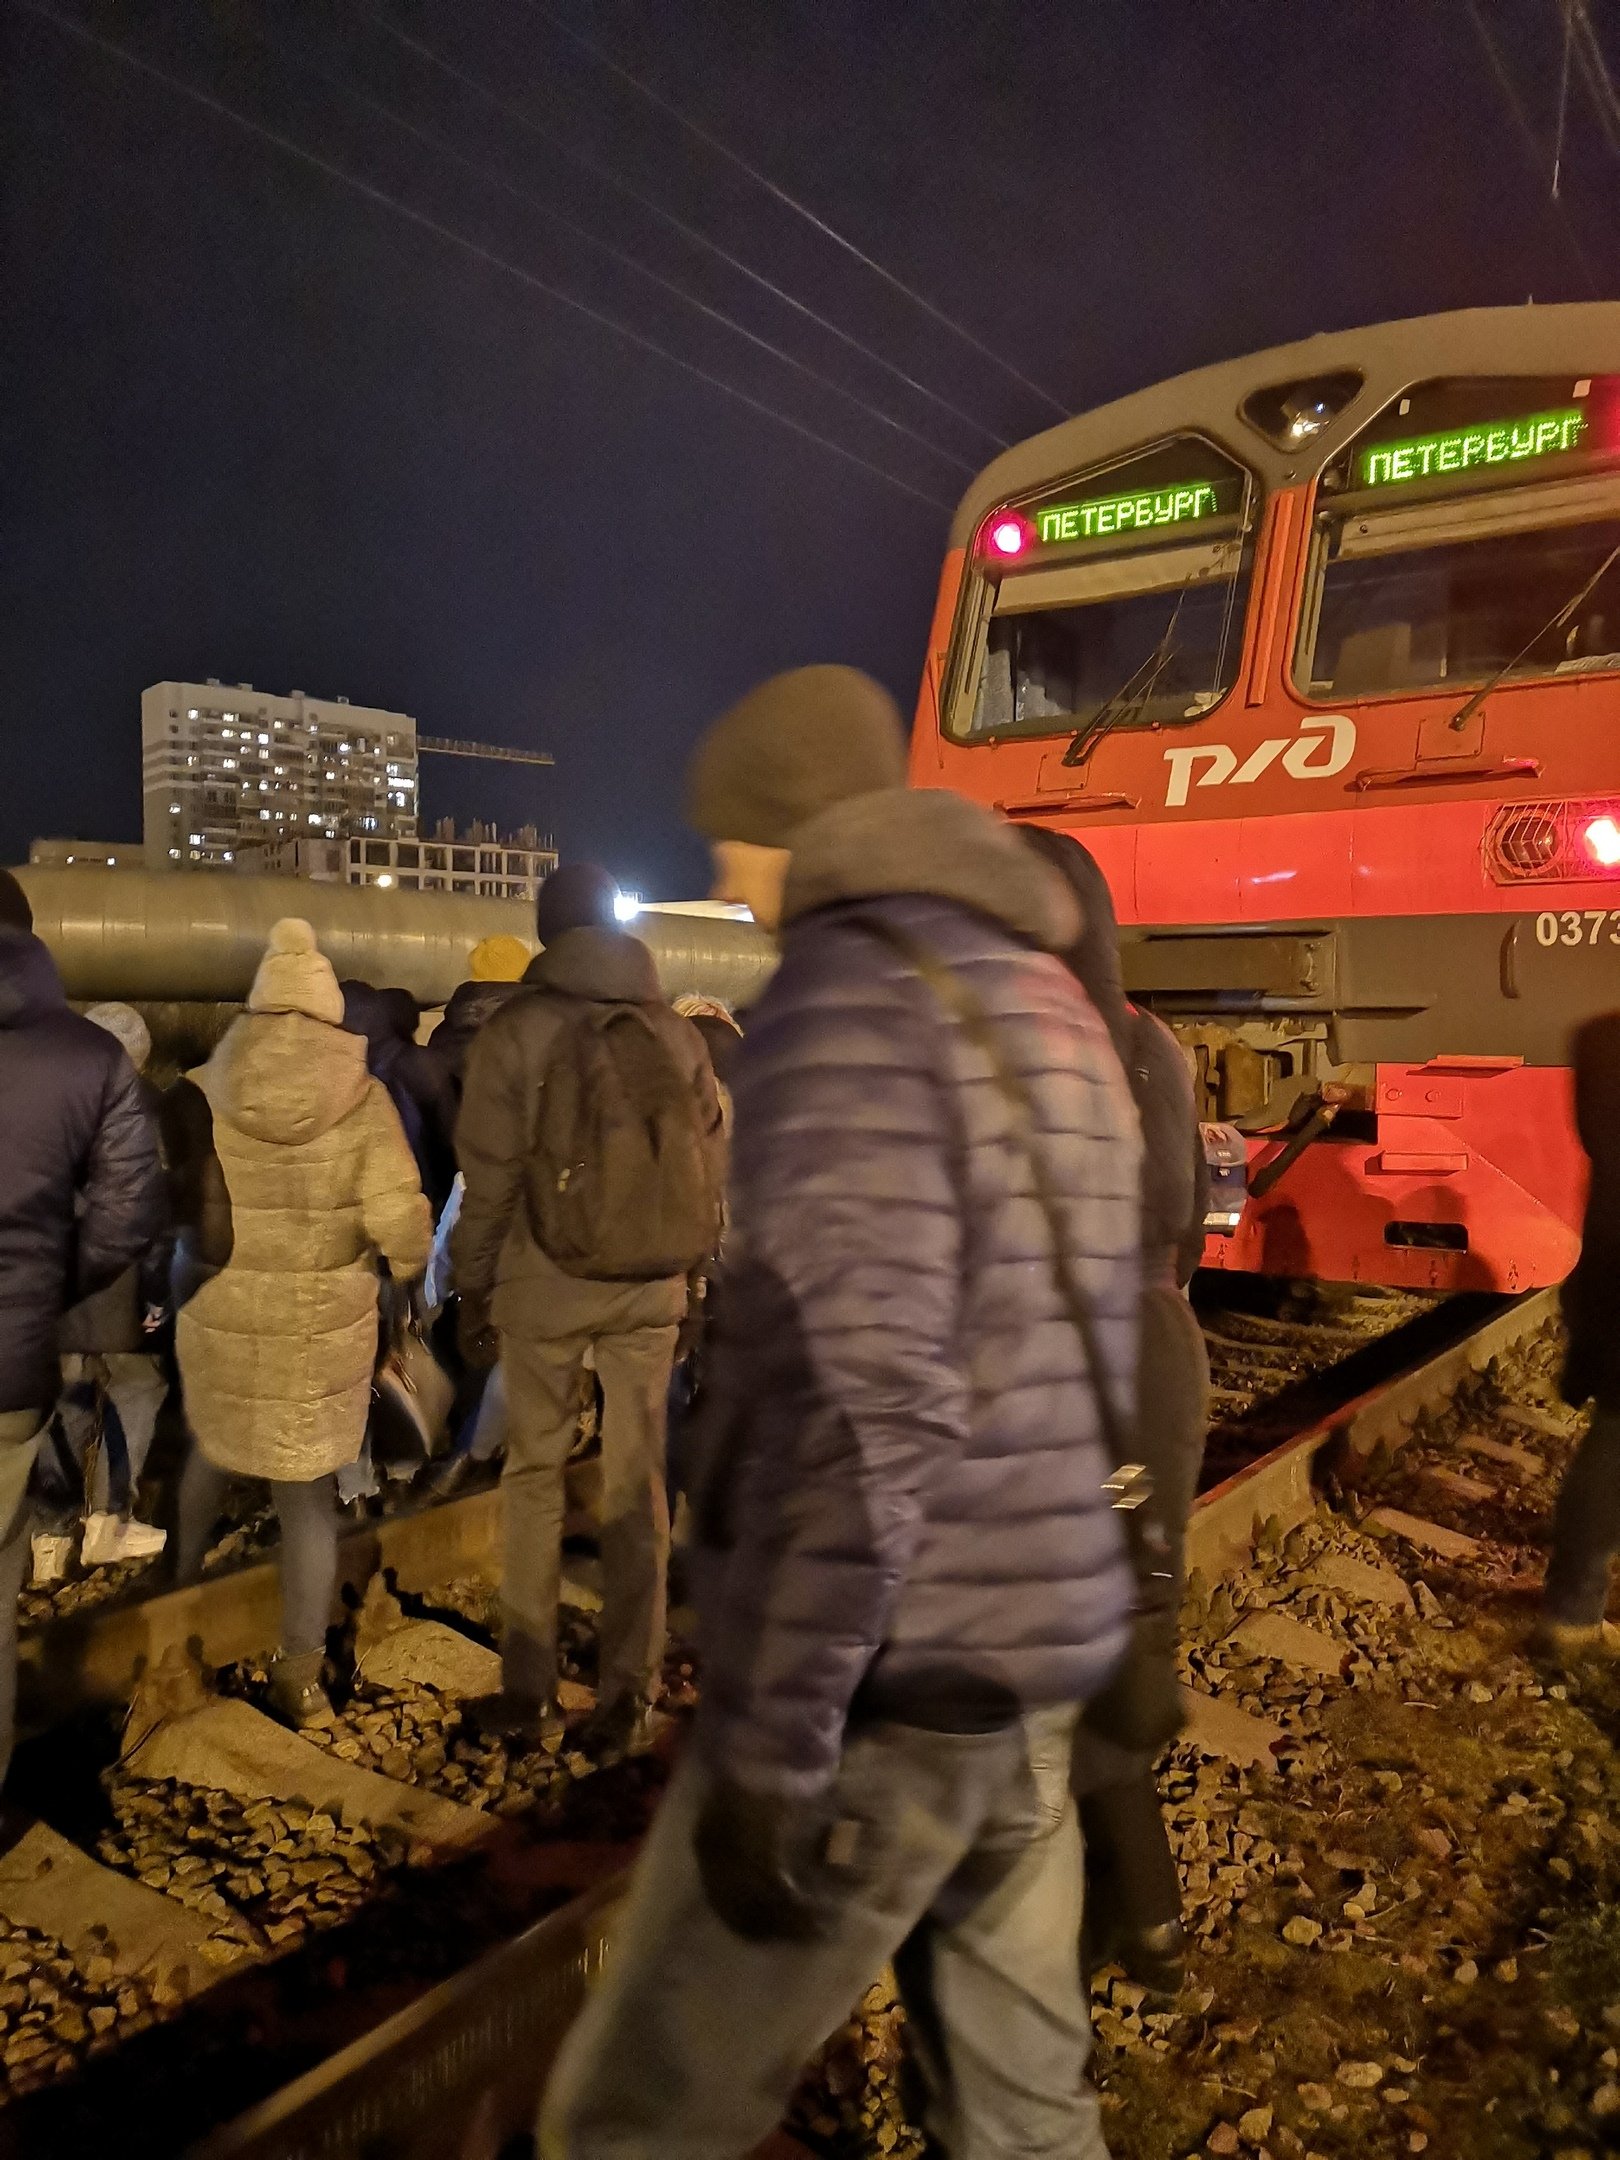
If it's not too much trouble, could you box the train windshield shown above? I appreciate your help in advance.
[947,436,1257,746]
[1301,374,1620,700]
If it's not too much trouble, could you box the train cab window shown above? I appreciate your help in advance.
[1300,375,1620,700]
[945,436,1258,749]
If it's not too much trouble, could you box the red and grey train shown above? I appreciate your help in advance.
[911,304,1620,1292]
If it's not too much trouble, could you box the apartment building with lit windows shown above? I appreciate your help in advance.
[140,681,418,870]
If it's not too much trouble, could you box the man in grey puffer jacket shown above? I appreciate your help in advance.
[541,670,1139,2160]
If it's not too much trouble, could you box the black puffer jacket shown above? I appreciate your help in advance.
[340,981,458,1214]
[0,931,165,1412]
[1562,1011,1620,1412]
[424,979,521,1111]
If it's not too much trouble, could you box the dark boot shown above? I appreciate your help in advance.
[576,1693,657,1765]
[466,1691,565,1751]
[268,1650,334,1730]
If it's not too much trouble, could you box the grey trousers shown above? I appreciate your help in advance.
[175,1455,339,1658]
[1544,1406,1620,1624]
[0,1410,44,1787]
[540,1707,1107,2160]
[55,1352,168,1515]
[501,1325,678,1709]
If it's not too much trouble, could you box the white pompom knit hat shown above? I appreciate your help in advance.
[246,919,345,1027]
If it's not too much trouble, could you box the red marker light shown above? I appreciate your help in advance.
[1585,814,1620,866]
[985,514,1032,559]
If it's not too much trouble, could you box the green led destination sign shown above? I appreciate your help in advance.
[1035,481,1225,545]
[1360,407,1587,489]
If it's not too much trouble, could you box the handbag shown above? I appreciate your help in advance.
[372,1281,456,1476]
[857,920,1185,1755]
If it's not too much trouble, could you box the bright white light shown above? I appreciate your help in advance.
[187,708,198,720]
[169,804,181,815]
[189,833,202,845]
[989,518,1027,557]
[614,890,643,922]
[1586,815,1620,866]
[376,873,395,890]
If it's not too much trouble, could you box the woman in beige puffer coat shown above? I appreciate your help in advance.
[175,919,432,1724]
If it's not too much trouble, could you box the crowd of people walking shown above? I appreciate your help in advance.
[6,661,1613,2156]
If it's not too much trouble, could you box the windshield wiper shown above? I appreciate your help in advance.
[1060,593,1187,769]
[1446,534,1620,735]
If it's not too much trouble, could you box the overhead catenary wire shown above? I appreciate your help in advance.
[1461,0,1602,292]
[1569,0,1620,158]
[524,0,1071,422]
[14,0,953,514]
[248,21,973,474]
[355,5,1011,453]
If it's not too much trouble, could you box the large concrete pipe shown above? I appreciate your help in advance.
[11,866,777,1011]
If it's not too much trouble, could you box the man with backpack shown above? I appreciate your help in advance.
[453,862,725,1760]
[539,670,1139,2160]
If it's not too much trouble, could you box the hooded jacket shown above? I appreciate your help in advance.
[1023,826,1208,1288]
[174,1010,433,1481]
[0,930,165,1413]
[452,927,725,1338]
[340,982,458,1215]
[424,978,523,1110]
[687,787,1141,1798]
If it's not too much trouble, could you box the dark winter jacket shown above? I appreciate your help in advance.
[59,1076,172,1356]
[0,930,165,1412]
[340,982,458,1214]
[1562,1010,1620,1411]
[425,979,522,1112]
[452,928,725,1340]
[688,787,1141,1799]
[1023,826,1208,1288]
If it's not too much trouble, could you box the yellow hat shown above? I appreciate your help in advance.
[468,933,531,983]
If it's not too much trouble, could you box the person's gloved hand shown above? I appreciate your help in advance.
[456,1298,500,1372]
[693,1778,828,1944]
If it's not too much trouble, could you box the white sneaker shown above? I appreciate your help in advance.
[80,1513,168,1568]
[29,1533,74,1587]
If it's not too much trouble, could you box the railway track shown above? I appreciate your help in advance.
[0,1284,1582,2159]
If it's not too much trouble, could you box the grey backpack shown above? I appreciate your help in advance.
[524,1005,720,1281]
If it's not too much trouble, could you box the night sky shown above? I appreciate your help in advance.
[3,0,1615,898]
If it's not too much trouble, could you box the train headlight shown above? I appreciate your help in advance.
[1485,800,1620,882]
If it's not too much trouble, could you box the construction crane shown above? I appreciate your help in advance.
[417,735,555,768]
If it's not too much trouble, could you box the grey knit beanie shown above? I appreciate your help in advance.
[686,666,908,848]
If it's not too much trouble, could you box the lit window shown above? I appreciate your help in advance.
[339,742,351,754]
[189,833,202,844]
[221,726,234,739]
[186,755,198,767]
[169,803,181,815]
[187,708,198,720]
[258,733,269,745]
[223,851,234,862]
[307,813,321,824]
[222,712,236,723]
[260,809,270,820]
[169,847,181,859]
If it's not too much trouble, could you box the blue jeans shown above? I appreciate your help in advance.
[0,1410,43,1787]
[541,1706,1105,2160]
